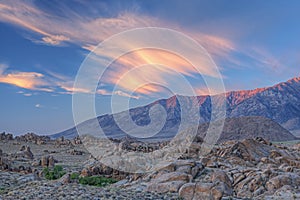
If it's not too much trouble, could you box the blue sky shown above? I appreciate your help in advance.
[0,0,299,135]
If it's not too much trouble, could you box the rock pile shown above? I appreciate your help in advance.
[15,133,50,145]
[15,145,34,160]
[0,132,13,141]
[109,136,169,153]
[72,136,82,145]
[115,137,300,199]
[40,155,56,168]
[67,149,84,155]
[80,159,129,180]
[55,136,72,146]
[0,134,299,199]
[0,147,33,173]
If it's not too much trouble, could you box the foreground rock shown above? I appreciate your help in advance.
[114,137,300,200]
[0,136,299,200]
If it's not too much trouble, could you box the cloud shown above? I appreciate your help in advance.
[0,64,79,94]
[194,86,225,96]
[17,91,32,96]
[58,82,92,94]
[40,35,70,46]
[0,1,159,46]
[35,104,42,108]
[0,65,53,92]
[0,1,286,98]
[0,1,236,97]
[0,64,142,99]
[97,89,140,99]
[0,1,235,54]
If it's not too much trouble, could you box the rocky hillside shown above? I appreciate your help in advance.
[197,116,298,143]
[52,77,300,140]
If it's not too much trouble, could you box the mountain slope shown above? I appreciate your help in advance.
[51,77,300,140]
[197,116,298,143]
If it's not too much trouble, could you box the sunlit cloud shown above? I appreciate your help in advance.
[0,1,159,46]
[0,0,287,98]
[0,64,52,92]
[96,88,140,99]
[98,49,197,95]
[0,0,236,98]
[0,64,141,99]
[55,79,91,94]
[40,35,70,46]
[0,1,235,55]
[194,84,233,96]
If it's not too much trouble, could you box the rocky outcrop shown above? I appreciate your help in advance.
[55,136,72,146]
[0,147,33,173]
[15,146,34,160]
[67,149,84,155]
[110,137,300,199]
[72,136,82,145]
[80,159,130,180]
[0,132,13,141]
[0,135,299,199]
[40,156,56,168]
[15,133,50,145]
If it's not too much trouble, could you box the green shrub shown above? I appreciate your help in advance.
[0,187,6,194]
[43,165,66,180]
[78,176,117,187]
[70,172,80,180]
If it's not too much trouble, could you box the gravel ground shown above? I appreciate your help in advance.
[0,171,181,200]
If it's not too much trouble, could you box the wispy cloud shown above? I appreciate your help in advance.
[0,64,53,92]
[0,1,160,46]
[17,91,33,97]
[0,1,287,97]
[0,1,235,55]
[1,64,139,99]
[0,1,237,97]
[97,89,140,99]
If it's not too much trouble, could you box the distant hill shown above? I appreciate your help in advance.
[197,116,298,143]
[51,77,300,140]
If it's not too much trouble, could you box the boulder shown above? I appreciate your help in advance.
[178,183,196,200]
[58,173,70,184]
[151,172,191,183]
[0,132,13,141]
[266,173,300,191]
[23,146,34,159]
[41,156,48,167]
[40,156,56,167]
[16,145,34,159]
[48,156,55,167]
[15,133,50,143]
[146,172,191,193]
[147,181,186,193]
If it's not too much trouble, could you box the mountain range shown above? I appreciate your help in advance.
[51,77,300,141]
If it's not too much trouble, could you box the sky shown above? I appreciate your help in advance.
[0,0,299,135]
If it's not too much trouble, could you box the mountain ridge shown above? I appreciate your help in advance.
[51,76,300,140]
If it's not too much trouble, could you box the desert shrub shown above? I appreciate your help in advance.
[70,172,80,180]
[78,176,117,187]
[43,165,66,180]
[0,187,6,194]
